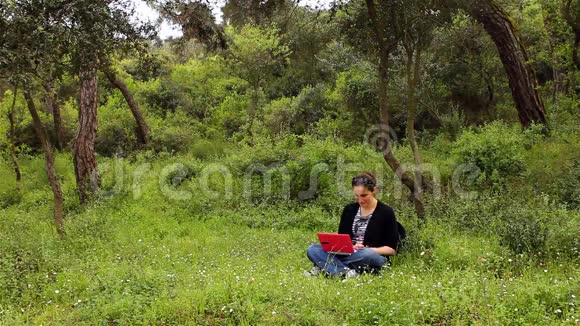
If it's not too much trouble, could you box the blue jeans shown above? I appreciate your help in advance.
[306,244,388,277]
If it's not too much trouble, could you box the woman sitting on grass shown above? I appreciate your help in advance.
[305,172,401,279]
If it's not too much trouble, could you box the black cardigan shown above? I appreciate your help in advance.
[337,200,400,251]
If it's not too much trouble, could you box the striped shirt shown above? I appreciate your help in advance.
[352,206,373,243]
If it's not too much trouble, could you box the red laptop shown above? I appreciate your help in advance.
[317,233,355,255]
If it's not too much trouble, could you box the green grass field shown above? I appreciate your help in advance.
[1,139,578,325]
[0,196,577,325]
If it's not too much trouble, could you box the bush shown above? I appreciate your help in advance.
[210,93,250,139]
[262,97,296,137]
[96,92,140,156]
[545,210,580,261]
[498,213,547,255]
[291,85,330,134]
[215,134,393,207]
[230,203,335,231]
[148,112,200,154]
[452,121,526,186]
[555,159,580,209]
[439,105,466,140]
[0,190,22,208]
[96,124,139,156]
[190,139,229,160]
[430,193,501,234]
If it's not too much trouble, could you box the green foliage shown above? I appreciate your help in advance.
[494,194,579,260]
[333,62,379,127]
[262,96,296,137]
[0,188,22,208]
[452,121,526,185]
[312,115,354,141]
[261,85,330,137]
[555,159,580,209]
[190,139,229,160]
[429,12,511,124]
[439,105,466,139]
[148,112,200,154]
[430,188,578,260]
[170,57,247,119]
[0,89,33,148]
[498,211,547,255]
[210,93,250,139]
[96,92,139,156]
[224,24,291,89]
[267,9,337,97]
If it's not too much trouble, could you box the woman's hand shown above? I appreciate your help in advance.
[353,242,365,251]
[371,246,397,256]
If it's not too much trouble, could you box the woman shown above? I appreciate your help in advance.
[305,172,401,278]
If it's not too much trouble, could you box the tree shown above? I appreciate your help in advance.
[43,79,66,150]
[400,0,447,206]
[563,0,580,70]
[64,0,154,203]
[1,0,154,205]
[463,0,548,128]
[103,67,150,145]
[225,24,291,139]
[329,0,430,218]
[73,59,100,203]
[0,1,66,236]
[222,0,289,27]
[426,12,509,124]
[2,85,22,192]
[23,85,65,238]
[366,0,430,219]
[152,0,228,50]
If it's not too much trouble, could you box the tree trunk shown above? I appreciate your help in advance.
[44,81,66,150]
[550,45,561,104]
[480,67,495,114]
[8,84,21,192]
[247,86,259,138]
[23,87,65,238]
[468,0,547,128]
[366,0,425,219]
[104,69,149,145]
[73,61,100,204]
[574,33,580,70]
[540,3,562,104]
[406,46,425,201]
[377,54,390,126]
[563,0,580,70]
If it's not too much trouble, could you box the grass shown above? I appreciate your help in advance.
[0,134,578,324]
[1,190,578,325]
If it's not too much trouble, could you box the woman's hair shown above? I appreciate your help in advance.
[351,172,377,191]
